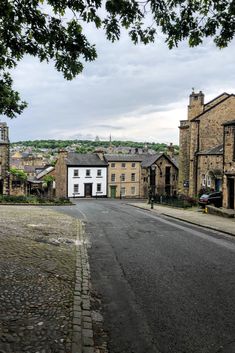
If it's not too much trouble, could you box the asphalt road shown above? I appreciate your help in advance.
[55,200,235,353]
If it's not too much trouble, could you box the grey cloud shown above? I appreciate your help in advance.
[94,124,125,130]
[3,33,235,143]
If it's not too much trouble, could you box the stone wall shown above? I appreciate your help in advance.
[199,96,235,151]
[188,91,204,121]
[155,156,178,195]
[179,92,235,201]
[204,93,229,111]
[55,151,68,198]
[223,122,235,208]
[178,121,190,194]
[108,161,142,198]
[197,155,223,193]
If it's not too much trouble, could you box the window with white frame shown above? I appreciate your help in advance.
[121,187,126,196]
[120,173,125,181]
[131,162,136,168]
[111,163,115,168]
[131,173,136,182]
[74,169,79,177]
[207,175,211,187]
[131,187,136,195]
[111,174,116,182]
[202,174,206,186]
[121,162,126,168]
[97,183,101,192]
[86,169,91,177]
[97,169,102,177]
[74,184,79,193]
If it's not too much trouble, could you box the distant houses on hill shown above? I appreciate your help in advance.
[1,89,235,210]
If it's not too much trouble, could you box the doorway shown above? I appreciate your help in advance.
[84,183,92,197]
[110,186,117,198]
[215,178,222,192]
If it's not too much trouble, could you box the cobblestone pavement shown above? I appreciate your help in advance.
[0,206,77,353]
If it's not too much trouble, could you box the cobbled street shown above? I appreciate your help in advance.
[0,206,77,353]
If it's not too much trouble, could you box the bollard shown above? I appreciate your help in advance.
[151,197,154,209]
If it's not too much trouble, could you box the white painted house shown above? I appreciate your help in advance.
[66,153,108,198]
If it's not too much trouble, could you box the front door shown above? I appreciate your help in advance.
[215,178,222,192]
[228,178,235,209]
[110,186,117,198]
[84,183,92,197]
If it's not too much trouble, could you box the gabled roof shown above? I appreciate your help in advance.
[197,144,223,155]
[192,93,235,122]
[36,166,55,180]
[141,153,163,167]
[204,92,229,109]
[66,153,108,166]
[141,153,178,169]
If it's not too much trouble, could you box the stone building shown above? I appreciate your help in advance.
[101,152,178,199]
[105,154,143,198]
[55,149,178,199]
[179,90,235,209]
[141,153,178,198]
[55,151,108,198]
[0,122,10,194]
[223,120,235,209]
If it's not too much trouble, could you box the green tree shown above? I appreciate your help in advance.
[43,175,55,186]
[10,168,27,181]
[1,1,235,118]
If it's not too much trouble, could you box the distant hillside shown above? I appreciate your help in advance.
[11,139,179,154]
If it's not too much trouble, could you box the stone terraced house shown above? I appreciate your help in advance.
[55,150,178,199]
[55,151,108,198]
[179,90,235,209]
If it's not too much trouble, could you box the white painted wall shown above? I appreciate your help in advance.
[67,167,107,197]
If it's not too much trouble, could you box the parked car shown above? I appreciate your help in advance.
[198,192,222,208]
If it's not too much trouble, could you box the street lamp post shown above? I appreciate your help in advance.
[150,165,156,209]
[120,175,122,199]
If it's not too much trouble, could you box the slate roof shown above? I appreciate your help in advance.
[105,153,178,170]
[104,154,145,162]
[66,153,108,166]
[36,166,55,180]
[141,153,162,168]
[197,144,223,155]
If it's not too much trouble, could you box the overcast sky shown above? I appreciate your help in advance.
[1,25,235,144]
